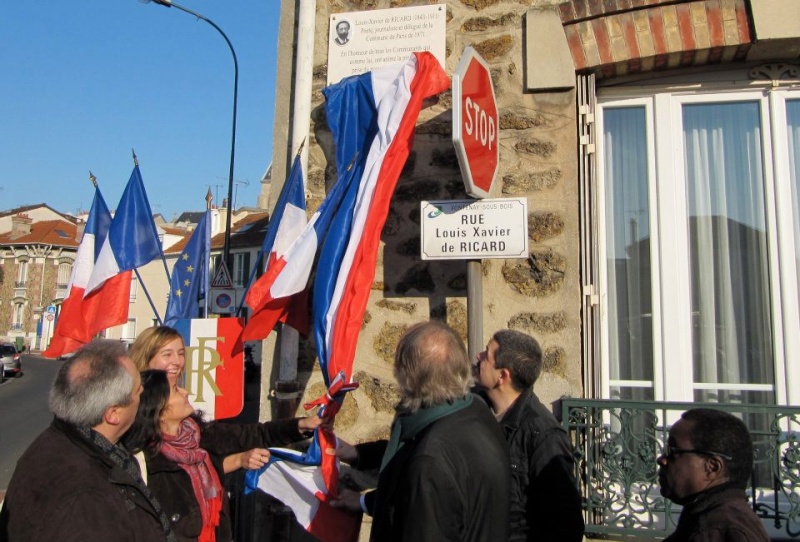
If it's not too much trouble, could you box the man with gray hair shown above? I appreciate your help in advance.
[333,320,511,541]
[0,340,175,541]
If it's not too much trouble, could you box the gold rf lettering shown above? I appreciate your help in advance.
[185,336,224,402]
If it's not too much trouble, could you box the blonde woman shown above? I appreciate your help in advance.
[126,326,322,540]
[130,326,187,386]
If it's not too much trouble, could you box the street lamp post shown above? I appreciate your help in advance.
[144,0,238,266]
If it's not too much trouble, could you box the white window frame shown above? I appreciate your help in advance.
[13,302,24,328]
[122,318,136,343]
[596,82,800,405]
[57,262,72,288]
[15,259,28,286]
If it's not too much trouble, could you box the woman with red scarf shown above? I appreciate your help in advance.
[125,370,321,542]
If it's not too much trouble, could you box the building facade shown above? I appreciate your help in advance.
[264,0,800,535]
[0,210,80,350]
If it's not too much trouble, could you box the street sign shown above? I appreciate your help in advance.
[211,289,236,314]
[211,262,233,288]
[452,47,499,199]
[420,198,528,260]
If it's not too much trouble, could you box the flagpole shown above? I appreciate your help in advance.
[135,268,163,325]
[131,149,172,284]
[203,192,212,318]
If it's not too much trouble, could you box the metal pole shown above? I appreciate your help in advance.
[467,260,483,362]
[146,0,238,266]
[274,0,316,419]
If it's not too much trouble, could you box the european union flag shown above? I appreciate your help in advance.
[165,210,211,327]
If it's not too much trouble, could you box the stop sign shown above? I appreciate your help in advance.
[452,47,499,199]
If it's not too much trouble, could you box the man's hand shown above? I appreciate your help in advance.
[298,414,324,433]
[329,488,363,513]
[335,439,358,464]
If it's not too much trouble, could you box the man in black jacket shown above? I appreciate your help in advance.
[0,340,175,542]
[474,329,584,542]
[658,408,769,541]
[332,320,511,542]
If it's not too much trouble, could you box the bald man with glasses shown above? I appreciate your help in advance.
[657,408,769,541]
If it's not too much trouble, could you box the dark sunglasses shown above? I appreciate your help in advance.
[661,443,732,461]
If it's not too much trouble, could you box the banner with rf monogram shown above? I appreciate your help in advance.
[174,317,245,419]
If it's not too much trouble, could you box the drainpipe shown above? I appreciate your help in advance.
[276,0,314,420]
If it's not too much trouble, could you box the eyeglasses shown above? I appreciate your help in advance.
[661,443,732,461]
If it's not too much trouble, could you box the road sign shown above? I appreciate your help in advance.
[452,47,499,199]
[211,262,233,288]
[420,198,528,260]
[211,289,236,314]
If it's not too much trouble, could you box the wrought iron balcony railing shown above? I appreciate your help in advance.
[560,398,800,539]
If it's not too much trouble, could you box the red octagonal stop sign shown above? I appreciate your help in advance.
[452,47,499,199]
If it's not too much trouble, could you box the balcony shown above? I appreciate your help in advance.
[560,398,800,539]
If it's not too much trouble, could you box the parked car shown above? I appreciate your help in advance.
[0,343,21,378]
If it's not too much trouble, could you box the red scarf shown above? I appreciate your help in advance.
[160,418,223,542]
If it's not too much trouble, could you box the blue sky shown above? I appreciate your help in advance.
[1,0,282,221]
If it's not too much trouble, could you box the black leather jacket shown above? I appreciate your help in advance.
[498,388,584,542]
[665,484,769,542]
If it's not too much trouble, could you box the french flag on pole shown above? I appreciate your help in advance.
[85,161,163,295]
[242,154,309,341]
[243,151,357,333]
[43,181,132,358]
[246,53,449,542]
[173,317,244,420]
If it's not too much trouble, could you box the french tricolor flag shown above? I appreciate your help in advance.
[85,163,163,295]
[246,53,449,542]
[245,372,361,542]
[43,184,132,358]
[173,317,244,420]
[242,155,309,341]
[315,52,450,383]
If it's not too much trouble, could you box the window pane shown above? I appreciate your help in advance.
[787,100,800,314]
[683,102,774,399]
[603,107,654,393]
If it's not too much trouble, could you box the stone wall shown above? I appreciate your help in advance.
[268,0,582,443]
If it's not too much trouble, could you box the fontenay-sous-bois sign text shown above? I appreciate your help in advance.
[420,198,529,260]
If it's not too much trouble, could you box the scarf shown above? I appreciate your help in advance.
[75,425,176,542]
[159,417,223,542]
[380,394,473,472]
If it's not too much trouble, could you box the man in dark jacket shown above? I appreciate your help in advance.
[474,329,584,542]
[658,408,769,541]
[0,340,175,542]
[332,320,511,542]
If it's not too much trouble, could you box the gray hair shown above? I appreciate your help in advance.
[49,340,134,427]
[394,321,471,412]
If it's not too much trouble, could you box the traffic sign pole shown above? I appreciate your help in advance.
[452,47,501,360]
[467,261,483,363]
